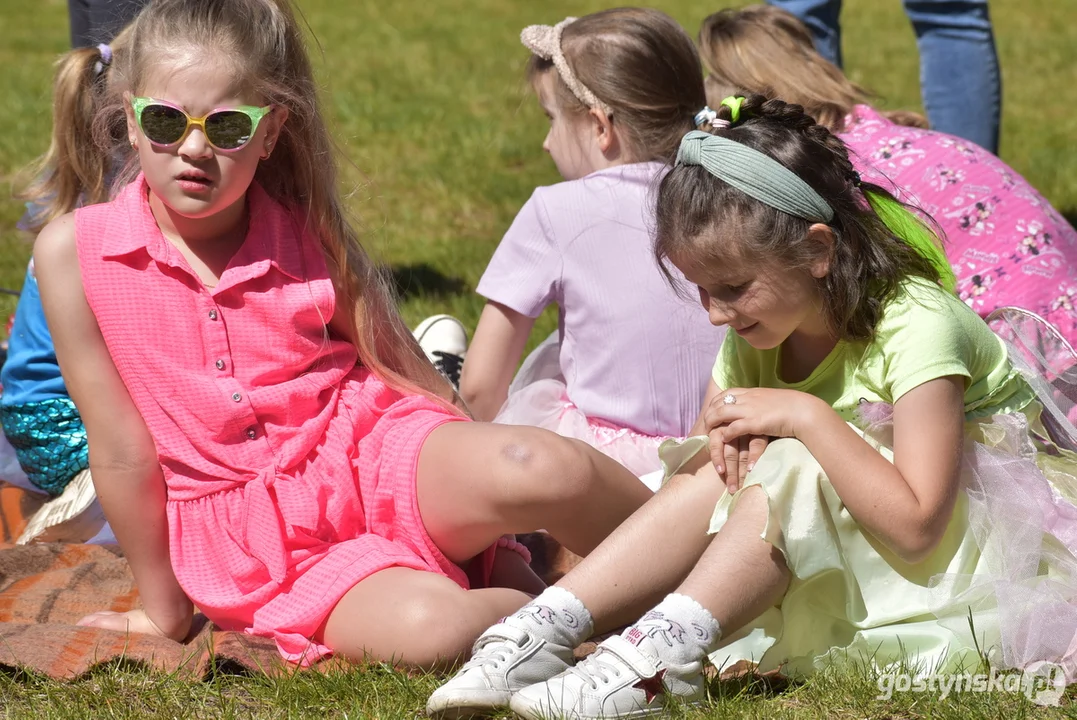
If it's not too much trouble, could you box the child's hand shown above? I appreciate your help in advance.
[708,432,770,493]
[704,387,826,489]
[77,608,191,642]
[705,387,822,441]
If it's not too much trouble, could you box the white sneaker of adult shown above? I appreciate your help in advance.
[426,622,574,719]
[509,634,705,720]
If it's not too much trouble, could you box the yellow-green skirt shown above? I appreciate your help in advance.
[660,409,1077,679]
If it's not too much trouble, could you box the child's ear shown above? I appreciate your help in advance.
[263,106,290,151]
[590,107,618,156]
[807,223,835,278]
[257,106,289,160]
[122,92,139,149]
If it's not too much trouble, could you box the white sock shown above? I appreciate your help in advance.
[504,586,594,648]
[623,593,722,667]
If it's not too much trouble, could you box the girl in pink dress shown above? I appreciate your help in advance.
[34,0,651,668]
[698,4,1077,345]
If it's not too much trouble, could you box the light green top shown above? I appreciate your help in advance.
[712,277,1035,422]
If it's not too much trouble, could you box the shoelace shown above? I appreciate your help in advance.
[570,650,625,690]
[459,628,527,673]
[432,351,463,390]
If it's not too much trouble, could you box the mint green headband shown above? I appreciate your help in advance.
[675,128,957,292]
[676,130,835,223]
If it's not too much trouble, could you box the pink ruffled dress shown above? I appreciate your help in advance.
[75,177,493,664]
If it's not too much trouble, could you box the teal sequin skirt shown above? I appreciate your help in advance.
[0,398,88,495]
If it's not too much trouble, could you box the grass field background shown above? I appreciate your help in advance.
[0,0,1076,716]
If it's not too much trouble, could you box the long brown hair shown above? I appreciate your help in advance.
[527,7,706,164]
[655,95,941,341]
[108,0,454,405]
[16,31,132,233]
[698,5,926,133]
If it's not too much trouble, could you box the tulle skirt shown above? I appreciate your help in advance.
[494,332,674,484]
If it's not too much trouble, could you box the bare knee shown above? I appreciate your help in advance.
[662,459,723,498]
[493,429,595,506]
[323,572,478,671]
[345,591,472,670]
[401,593,477,669]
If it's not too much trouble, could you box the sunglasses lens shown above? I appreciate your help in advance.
[205,110,255,150]
[139,104,188,145]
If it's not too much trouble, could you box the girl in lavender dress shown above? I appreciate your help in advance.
[457,9,725,479]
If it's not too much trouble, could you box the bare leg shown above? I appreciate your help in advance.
[555,461,730,633]
[676,487,790,633]
[489,544,546,596]
[416,423,652,563]
[425,453,763,717]
[501,491,793,720]
[321,567,531,670]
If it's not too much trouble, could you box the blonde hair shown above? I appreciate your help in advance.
[526,8,706,164]
[107,0,455,405]
[16,30,133,233]
[698,5,928,133]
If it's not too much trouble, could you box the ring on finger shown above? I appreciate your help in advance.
[722,393,737,405]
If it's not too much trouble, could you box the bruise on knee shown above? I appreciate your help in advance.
[499,440,536,467]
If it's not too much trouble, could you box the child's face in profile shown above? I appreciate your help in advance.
[535,71,602,181]
[672,238,830,351]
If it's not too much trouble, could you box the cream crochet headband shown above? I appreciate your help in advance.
[520,17,613,116]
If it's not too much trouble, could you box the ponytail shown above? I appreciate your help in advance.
[17,38,129,233]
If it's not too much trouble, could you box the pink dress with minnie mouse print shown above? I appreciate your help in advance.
[841,105,1077,346]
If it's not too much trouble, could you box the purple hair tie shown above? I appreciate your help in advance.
[93,43,112,77]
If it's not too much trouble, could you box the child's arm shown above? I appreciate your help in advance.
[459,301,535,421]
[34,215,193,640]
[797,377,965,563]
[709,377,965,563]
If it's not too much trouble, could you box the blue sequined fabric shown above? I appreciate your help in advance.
[0,398,88,496]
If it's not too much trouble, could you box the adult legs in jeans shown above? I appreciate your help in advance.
[768,0,1001,154]
[904,0,1001,154]
[67,0,149,48]
[768,0,844,67]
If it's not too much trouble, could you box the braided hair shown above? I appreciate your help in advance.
[655,94,944,341]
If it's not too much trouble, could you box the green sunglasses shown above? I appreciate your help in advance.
[131,96,272,152]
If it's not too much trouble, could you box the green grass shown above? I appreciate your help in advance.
[1,0,1076,715]
[1,657,1075,719]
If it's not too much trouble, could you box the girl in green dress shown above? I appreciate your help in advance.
[427,95,1077,719]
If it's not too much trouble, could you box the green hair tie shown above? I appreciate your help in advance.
[864,189,956,292]
[720,96,744,123]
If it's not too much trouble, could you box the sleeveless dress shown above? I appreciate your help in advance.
[661,279,1077,681]
[75,176,492,664]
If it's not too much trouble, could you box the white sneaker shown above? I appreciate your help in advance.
[509,634,705,720]
[426,622,574,719]
[413,314,468,391]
